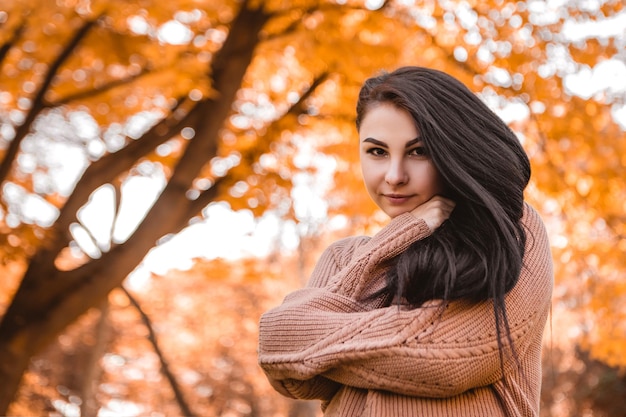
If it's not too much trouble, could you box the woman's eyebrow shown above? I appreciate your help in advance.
[363,137,422,148]
[363,137,387,147]
[405,138,422,148]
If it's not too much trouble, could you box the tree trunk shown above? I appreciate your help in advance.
[0,3,270,414]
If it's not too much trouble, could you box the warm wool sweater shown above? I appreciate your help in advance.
[258,203,553,417]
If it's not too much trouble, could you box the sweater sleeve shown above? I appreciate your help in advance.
[258,204,553,398]
[319,212,433,299]
[258,212,432,400]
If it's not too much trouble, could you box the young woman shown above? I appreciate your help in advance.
[258,66,553,417]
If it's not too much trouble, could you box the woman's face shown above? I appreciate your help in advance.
[359,102,445,219]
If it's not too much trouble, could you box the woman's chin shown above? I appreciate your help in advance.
[383,207,414,219]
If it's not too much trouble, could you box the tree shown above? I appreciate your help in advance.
[0,0,406,412]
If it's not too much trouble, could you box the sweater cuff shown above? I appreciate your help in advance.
[353,212,432,260]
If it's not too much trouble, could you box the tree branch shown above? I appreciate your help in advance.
[121,286,197,417]
[0,15,102,185]
[183,176,225,221]
[287,71,329,115]
[0,22,25,66]
[210,71,330,218]
[48,96,196,260]
[76,219,103,256]
[109,181,122,245]
[49,65,152,107]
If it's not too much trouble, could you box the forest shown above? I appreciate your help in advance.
[0,0,625,415]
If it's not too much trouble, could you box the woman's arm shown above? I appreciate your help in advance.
[258,237,356,400]
[258,212,432,399]
[258,205,553,398]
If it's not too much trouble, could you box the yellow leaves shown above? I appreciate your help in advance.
[570,38,619,66]
[272,7,400,82]
[579,272,626,368]
[0,3,27,46]
[575,175,593,197]
[569,116,585,133]
[585,101,598,117]
[223,174,287,217]
[531,132,626,365]
[601,0,625,15]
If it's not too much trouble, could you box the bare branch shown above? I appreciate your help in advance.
[121,286,197,417]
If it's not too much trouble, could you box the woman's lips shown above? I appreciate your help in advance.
[383,194,413,205]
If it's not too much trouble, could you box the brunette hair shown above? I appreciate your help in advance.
[356,66,530,369]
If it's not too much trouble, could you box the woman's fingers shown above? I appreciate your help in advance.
[410,196,456,231]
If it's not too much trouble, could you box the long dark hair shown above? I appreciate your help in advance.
[356,66,530,368]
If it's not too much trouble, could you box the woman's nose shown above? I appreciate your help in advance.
[385,160,408,185]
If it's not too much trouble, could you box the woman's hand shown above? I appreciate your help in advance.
[410,195,456,232]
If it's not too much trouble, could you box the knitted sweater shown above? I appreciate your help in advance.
[258,203,553,417]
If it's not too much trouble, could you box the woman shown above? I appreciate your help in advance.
[258,66,553,417]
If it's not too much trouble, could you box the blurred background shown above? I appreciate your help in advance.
[0,0,625,416]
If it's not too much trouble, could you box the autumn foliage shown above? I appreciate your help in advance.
[0,0,625,415]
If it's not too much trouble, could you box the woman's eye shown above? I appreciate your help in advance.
[367,148,387,156]
[409,147,427,157]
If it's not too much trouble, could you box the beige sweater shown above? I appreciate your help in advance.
[258,204,553,417]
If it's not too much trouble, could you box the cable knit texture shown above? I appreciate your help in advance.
[258,203,553,417]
